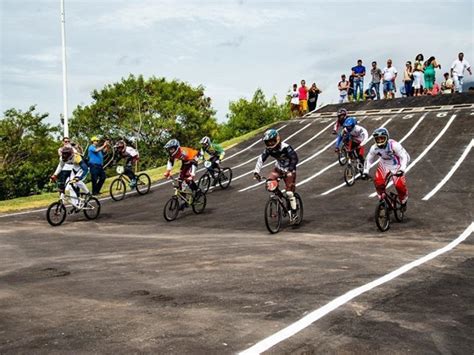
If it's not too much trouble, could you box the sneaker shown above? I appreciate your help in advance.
[179,202,188,211]
[211,178,218,187]
[129,179,137,188]
[288,209,298,225]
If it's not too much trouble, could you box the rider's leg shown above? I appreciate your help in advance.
[357,144,365,165]
[374,164,388,199]
[182,163,198,192]
[393,175,408,204]
[284,172,297,210]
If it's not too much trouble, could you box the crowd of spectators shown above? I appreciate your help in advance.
[289,79,322,117]
[337,52,471,103]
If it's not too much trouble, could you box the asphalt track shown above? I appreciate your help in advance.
[1,97,473,354]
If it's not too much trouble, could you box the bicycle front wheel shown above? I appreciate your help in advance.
[192,190,207,214]
[198,174,211,194]
[338,147,348,166]
[136,173,151,195]
[46,201,66,226]
[344,164,356,186]
[392,194,405,222]
[218,168,233,189]
[265,197,282,234]
[163,196,179,221]
[293,193,304,226]
[83,197,101,220]
[375,200,390,232]
[110,178,126,201]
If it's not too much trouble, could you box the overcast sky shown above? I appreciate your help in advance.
[1,0,473,126]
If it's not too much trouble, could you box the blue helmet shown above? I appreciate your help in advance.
[343,117,357,131]
[373,127,389,148]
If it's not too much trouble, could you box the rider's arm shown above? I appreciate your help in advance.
[363,145,377,174]
[166,158,174,171]
[360,126,369,145]
[335,130,344,148]
[53,159,65,176]
[287,145,299,172]
[392,141,410,172]
[254,150,269,174]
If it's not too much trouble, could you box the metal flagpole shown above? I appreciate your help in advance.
[60,0,69,137]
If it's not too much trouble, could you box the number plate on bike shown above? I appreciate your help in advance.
[116,165,124,174]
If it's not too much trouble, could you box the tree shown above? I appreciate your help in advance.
[70,75,219,168]
[0,106,59,199]
[218,88,290,141]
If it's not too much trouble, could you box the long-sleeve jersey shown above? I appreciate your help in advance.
[54,153,89,180]
[254,143,299,174]
[199,142,224,159]
[166,147,199,171]
[364,139,410,174]
[336,125,368,148]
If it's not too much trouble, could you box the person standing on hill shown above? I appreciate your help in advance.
[424,56,441,95]
[338,74,349,103]
[298,80,309,115]
[351,59,366,101]
[450,52,472,93]
[88,136,109,195]
[369,61,382,100]
[382,59,397,99]
[413,54,425,96]
[308,83,322,112]
[403,61,414,97]
[288,84,300,118]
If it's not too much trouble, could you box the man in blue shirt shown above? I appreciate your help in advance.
[88,136,109,195]
[351,59,366,101]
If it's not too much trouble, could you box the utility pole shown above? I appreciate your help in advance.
[60,0,69,137]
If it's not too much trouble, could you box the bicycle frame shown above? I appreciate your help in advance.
[266,179,291,215]
[59,180,87,210]
[170,177,193,204]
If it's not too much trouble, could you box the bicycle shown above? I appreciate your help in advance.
[198,160,233,194]
[163,176,207,221]
[374,172,405,232]
[46,180,101,226]
[262,177,303,234]
[109,165,151,201]
[344,147,365,186]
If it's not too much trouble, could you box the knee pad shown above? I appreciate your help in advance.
[286,191,294,199]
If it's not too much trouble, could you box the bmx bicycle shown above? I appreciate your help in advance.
[374,172,406,232]
[109,165,151,201]
[343,148,365,186]
[261,177,303,234]
[198,160,232,194]
[163,176,207,221]
[46,180,101,226]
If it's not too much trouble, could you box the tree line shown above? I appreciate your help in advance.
[0,74,290,200]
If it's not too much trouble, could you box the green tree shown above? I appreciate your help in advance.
[218,88,290,141]
[70,75,219,168]
[0,106,59,200]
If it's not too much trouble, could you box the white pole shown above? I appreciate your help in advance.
[60,0,69,137]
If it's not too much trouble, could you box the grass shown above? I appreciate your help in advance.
[0,121,282,213]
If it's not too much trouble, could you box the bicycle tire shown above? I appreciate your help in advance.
[46,201,67,226]
[218,168,232,189]
[293,193,304,226]
[135,173,151,195]
[375,200,390,232]
[338,147,348,166]
[163,196,179,221]
[198,174,211,194]
[110,178,126,201]
[344,164,356,186]
[83,197,101,220]
[265,197,282,234]
[392,194,405,222]
[192,190,207,214]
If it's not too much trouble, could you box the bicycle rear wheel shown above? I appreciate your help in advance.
[163,196,179,221]
[46,201,67,226]
[136,173,151,195]
[265,197,282,234]
[198,174,211,194]
[338,147,348,166]
[218,168,232,189]
[192,190,207,214]
[110,178,126,201]
[293,193,304,226]
[344,164,356,186]
[375,200,390,232]
[83,197,101,220]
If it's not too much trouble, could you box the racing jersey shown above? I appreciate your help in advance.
[364,139,410,174]
[339,125,368,147]
[167,147,199,170]
[200,142,224,159]
[54,153,89,180]
[254,142,299,174]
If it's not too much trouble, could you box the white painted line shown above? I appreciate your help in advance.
[369,114,456,197]
[422,139,474,200]
[320,113,427,195]
[239,222,474,355]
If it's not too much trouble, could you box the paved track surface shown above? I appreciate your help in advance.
[1,103,473,353]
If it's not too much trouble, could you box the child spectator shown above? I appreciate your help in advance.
[288,83,300,118]
[364,87,376,100]
[308,83,322,112]
[382,59,397,99]
[298,80,309,115]
[338,74,349,103]
[348,74,355,102]
[441,72,454,94]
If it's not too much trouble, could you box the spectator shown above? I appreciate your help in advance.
[403,61,414,97]
[338,74,349,103]
[298,80,309,115]
[431,79,440,95]
[441,72,454,94]
[56,137,77,193]
[308,83,322,112]
[382,59,397,99]
[413,53,425,96]
[364,87,376,100]
[288,84,300,118]
[351,59,366,101]
[88,136,109,195]
[424,56,441,95]
[450,52,472,93]
[369,61,382,100]
[400,85,407,97]
[348,74,355,102]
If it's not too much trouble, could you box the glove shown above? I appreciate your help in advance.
[360,173,369,180]
[50,175,58,182]
[164,170,171,179]
[71,177,80,184]
[394,170,404,177]
[253,172,262,182]
[332,130,337,135]
[286,171,293,177]
[334,147,340,153]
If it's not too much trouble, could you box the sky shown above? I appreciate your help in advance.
[1,0,473,126]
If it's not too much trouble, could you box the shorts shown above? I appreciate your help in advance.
[383,80,394,92]
[299,100,308,112]
[413,71,422,89]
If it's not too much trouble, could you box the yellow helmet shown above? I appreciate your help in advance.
[91,136,99,142]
